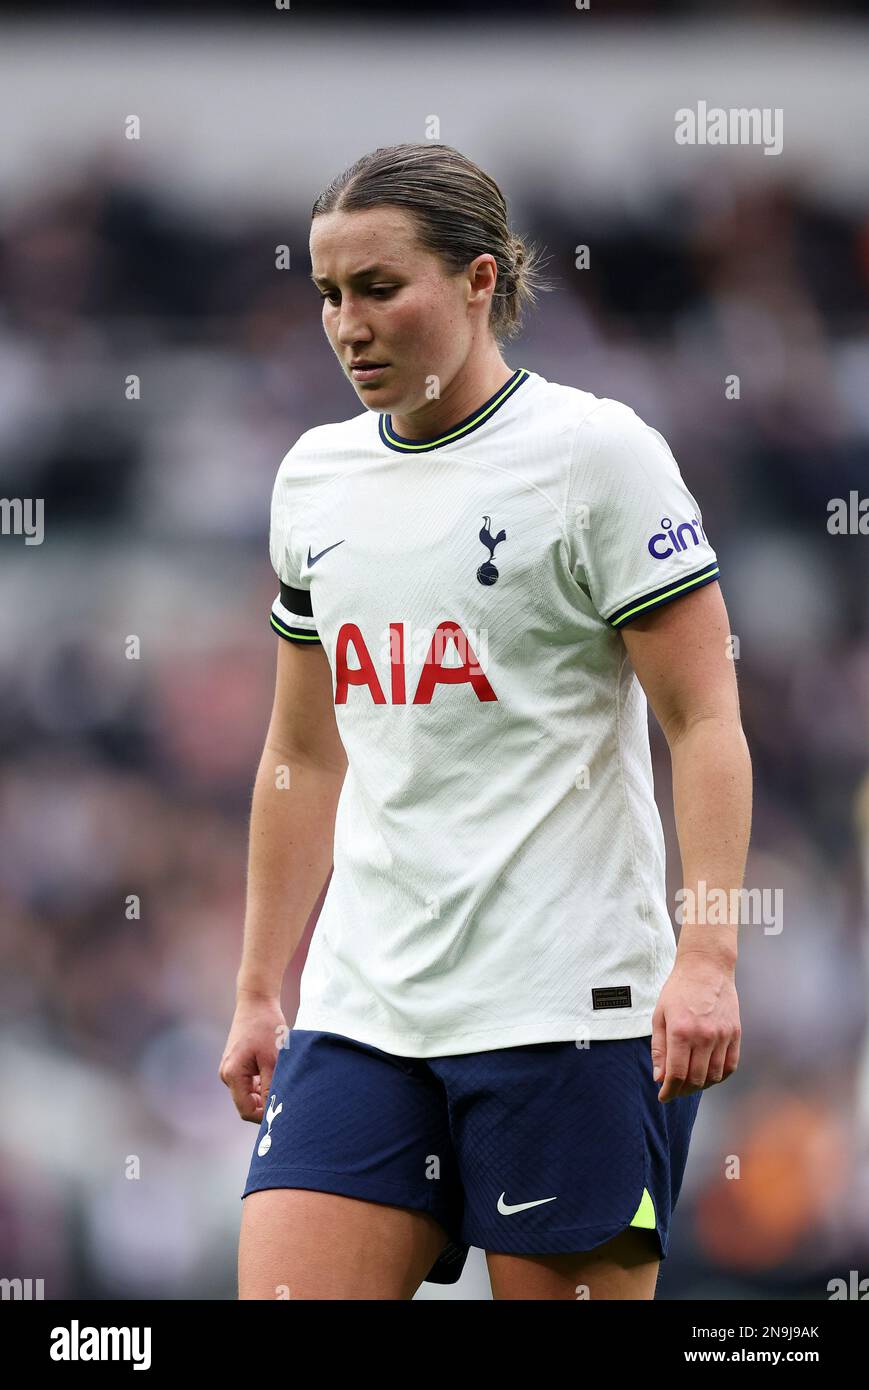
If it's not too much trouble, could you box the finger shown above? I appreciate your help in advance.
[231,1088,260,1122]
[227,1067,263,1123]
[705,1040,730,1085]
[657,1035,691,1103]
[650,1016,667,1085]
[675,1041,714,1098]
[240,1083,265,1123]
[247,1070,272,1123]
[231,1053,277,1124]
[722,1034,740,1076]
[676,1038,720,1097]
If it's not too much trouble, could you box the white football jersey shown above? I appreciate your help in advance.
[268,368,720,1057]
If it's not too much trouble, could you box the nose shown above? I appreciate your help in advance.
[335,295,373,349]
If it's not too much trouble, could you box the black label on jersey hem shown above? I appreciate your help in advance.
[592,986,632,1010]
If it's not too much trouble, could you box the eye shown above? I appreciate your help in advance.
[318,285,397,304]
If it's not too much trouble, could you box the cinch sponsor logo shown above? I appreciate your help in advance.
[647,515,708,560]
[335,620,497,705]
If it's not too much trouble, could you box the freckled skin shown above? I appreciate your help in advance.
[309,206,514,441]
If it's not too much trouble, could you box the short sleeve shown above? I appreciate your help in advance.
[567,400,720,629]
[268,441,322,647]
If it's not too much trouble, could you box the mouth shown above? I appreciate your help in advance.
[350,363,389,381]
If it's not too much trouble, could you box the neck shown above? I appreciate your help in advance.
[389,351,513,441]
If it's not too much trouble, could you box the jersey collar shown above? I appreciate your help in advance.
[378,367,530,453]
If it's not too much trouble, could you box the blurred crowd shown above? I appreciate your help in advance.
[1,153,868,1299]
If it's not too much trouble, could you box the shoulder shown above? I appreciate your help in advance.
[573,392,667,449]
[524,374,605,435]
[275,409,375,485]
[561,392,682,489]
[526,375,671,467]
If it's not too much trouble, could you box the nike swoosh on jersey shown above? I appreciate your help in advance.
[307,539,346,568]
[497,1192,558,1215]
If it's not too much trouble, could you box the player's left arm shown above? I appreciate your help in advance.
[619,579,752,1103]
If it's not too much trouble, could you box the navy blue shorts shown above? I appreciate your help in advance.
[241,1029,702,1285]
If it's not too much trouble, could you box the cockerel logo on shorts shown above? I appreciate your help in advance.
[257,1094,283,1156]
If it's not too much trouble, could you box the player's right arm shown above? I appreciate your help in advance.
[219,636,347,1123]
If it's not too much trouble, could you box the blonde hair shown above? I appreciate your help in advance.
[311,142,553,344]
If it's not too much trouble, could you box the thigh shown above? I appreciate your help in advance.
[486,1226,661,1301]
[239,1187,450,1300]
[239,1029,464,1296]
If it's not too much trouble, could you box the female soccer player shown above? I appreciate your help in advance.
[220,143,751,1301]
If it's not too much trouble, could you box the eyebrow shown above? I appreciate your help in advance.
[309,264,396,287]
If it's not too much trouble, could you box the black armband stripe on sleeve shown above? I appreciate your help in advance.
[607,564,720,628]
[270,582,320,644]
[279,581,313,617]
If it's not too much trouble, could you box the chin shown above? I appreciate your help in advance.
[355,387,391,409]
[353,378,400,406]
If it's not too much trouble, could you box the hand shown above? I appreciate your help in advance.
[651,956,741,1102]
[218,992,289,1123]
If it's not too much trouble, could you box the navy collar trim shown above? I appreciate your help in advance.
[378,368,530,453]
